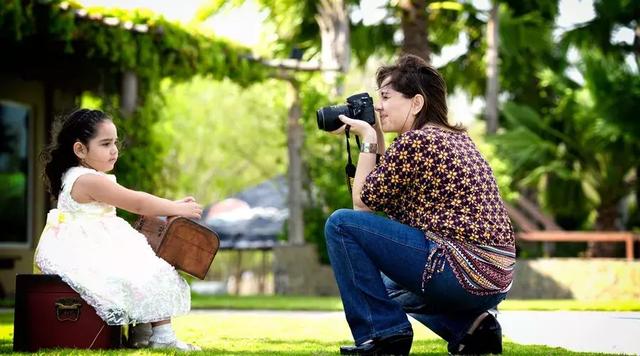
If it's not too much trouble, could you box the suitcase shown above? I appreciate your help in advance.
[13,274,122,352]
[133,216,220,279]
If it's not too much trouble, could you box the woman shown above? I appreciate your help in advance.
[325,54,515,355]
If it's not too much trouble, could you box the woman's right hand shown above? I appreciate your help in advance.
[176,199,203,219]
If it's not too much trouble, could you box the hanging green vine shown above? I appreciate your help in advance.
[1,0,270,196]
[0,0,267,87]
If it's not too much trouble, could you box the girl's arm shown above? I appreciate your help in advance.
[71,174,202,219]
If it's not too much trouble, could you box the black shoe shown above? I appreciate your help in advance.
[340,330,413,355]
[448,311,502,355]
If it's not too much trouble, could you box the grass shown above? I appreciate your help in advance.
[0,311,619,355]
[191,294,640,312]
[3,295,637,311]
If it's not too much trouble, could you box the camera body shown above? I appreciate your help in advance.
[316,92,376,131]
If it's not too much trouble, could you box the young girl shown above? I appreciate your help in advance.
[35,109,203,351]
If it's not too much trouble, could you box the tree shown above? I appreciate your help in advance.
[151,77,288,203]
[494,49,640,256]
[399,0,430,61]
[485,0,499,134]
[561,0,640,236]
[195,0,352,245]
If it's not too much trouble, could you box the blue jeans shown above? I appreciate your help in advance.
[324,209,506,345]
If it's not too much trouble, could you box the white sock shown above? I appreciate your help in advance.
[150,324,177,344]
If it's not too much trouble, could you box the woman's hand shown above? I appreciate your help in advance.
[330,115,377,142]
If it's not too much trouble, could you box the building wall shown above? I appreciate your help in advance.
[273,244,339,296]
[0,73,76,297]
[509,258,640,300]
[271,250,639,300]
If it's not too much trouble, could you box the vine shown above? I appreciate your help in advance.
[1,0,269,196]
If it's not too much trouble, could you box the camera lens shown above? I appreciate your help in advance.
[316,105,350,131]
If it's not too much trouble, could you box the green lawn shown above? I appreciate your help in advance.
[191,294,640,312]
[4,294,637,312]
[0,311,616,355]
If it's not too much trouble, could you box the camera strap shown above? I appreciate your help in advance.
[344,126,360,194]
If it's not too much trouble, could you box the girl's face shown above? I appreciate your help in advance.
[375,77,416,134]
[75,120,119,172]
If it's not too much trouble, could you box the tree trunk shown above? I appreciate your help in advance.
[286,80,305,245]
[317,0,350,97]
[485,2,499,135]
[634,27,639,225]
[120,70,138,118]
[588,202,621,257]
[399,0,430,63]
[633,23,639,68]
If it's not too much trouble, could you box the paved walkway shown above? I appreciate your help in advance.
[499,311,640,355]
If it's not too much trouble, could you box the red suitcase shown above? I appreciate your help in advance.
[13,274,122,351]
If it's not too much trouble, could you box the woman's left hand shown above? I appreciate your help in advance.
[330,115,377,142]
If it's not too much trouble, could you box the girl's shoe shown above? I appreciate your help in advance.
[448,311,502,355]
[129,323,152,348]
[149,339,202,351]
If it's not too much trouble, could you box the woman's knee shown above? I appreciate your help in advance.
[324,209,354,239]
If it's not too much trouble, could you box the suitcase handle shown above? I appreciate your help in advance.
[55,298,82,322]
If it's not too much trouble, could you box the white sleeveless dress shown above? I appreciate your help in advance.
[35,166,190,325]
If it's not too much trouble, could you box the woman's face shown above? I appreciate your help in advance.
[375,76,415,134]
[76,120,119,173]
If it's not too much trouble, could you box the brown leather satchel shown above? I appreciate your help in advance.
[133,216,220,280]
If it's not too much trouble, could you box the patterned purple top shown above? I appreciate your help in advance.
[361,126,515,295]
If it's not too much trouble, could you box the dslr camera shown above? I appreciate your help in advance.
[316,92,375,131]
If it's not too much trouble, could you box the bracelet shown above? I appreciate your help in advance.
[360,142,378,154]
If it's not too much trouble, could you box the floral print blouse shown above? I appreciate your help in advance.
[361,126,515,295]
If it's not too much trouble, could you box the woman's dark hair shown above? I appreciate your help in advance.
[41,109,112,197]
[376,54,464,132]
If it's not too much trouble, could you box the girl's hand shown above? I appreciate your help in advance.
[331,115,377,142]
[176,200,203,219]
[175,196,196,203]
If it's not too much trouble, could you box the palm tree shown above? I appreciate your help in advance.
[494,49,640,256]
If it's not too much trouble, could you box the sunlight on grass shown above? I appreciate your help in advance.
[0,311,621,355]
[190,294,640,312]
[172,311,444,354]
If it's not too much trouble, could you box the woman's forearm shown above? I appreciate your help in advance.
[352,152,377,211]
[352,131,379,211]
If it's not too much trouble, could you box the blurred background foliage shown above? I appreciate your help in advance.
[35,0,639,261]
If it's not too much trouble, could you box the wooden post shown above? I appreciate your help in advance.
[234,250,243,295]
[286,79,305,245]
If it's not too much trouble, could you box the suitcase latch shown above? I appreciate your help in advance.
[55,298,82,322]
